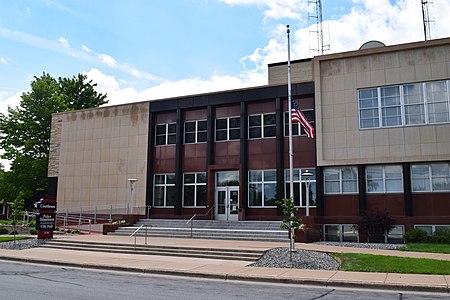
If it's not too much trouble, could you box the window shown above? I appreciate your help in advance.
[248,113,276,139]
[248,170,277,207]
[358,79,450,129]
[153,174,175,207]
[215,117,240,141]
[415,225,450,235]
[184,120,207,144]
[284,110,315,136]
[155,123,176,146]
[285,168,316,207]
[366,165,403,193]
[411,163,450,192]
[385,225,404,244]
[324,167,358,194]
[183,172,207,207]
[324,224,358,242]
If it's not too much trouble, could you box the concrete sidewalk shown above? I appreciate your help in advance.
[0,235,449,293]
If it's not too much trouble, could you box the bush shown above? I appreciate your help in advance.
[29,228,37,235]
[405,228,429,243]
[357,210,395,243]
[0,227,9,234]
[9,230,19,235]
[430,228,450,244]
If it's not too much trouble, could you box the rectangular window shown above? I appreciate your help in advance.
[284,168,316,207]
[415,225,450,235]
[183,172,207,207]
[153,174,175,207]
[358,80,450,129]
[155,123,176,146]
[366,165,403,193]
[411,163,450,192]
[184,120,207,144]
[215,117,240,141]
[324,167,358,194]
[248,113,276,139]
[284,110,315,136]
[248,170,277,207]
[324,224,358,242]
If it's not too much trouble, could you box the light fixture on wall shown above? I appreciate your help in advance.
[128,178,137,215]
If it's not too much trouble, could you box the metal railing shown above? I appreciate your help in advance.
[129,224,151,250]
[56,204,152,223]
[55,215,94,234]
[186,206,214,238]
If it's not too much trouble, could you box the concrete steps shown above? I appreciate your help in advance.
[108,219,288,242]
[40,239,264,262]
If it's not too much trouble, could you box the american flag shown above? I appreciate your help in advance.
[291,99,315,139]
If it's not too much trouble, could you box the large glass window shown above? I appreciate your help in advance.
[248,170,277,207]
[248,113,276,139]
[358,79,450,129]
[366,165,403,193]
[411,163,450,192]
[184,120,207,144]
[324,224,358,242]
[215,116,240,141]
[324,167,358,194]
[154,174,175,207]
[155,123,176,146]
[183,172,207,207]
[284,109,315,136]
[284,168,316,207]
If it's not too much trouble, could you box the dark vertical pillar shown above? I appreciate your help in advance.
[403,163,413,216]
[240,101,248,209]
[146,111,155,209]
[316,167,324,216]
[174,108,183,215]
[358,165,367,216]
[275,97,285,203]
[206,105,214,167]
[47,177,58,198]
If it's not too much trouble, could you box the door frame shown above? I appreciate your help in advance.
[214,186,239,221]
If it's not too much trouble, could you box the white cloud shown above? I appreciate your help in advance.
[221,0,309,20]
[0,57,9,65]
[57,37,70,48]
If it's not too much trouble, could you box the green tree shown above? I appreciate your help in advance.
[0,73,107,209]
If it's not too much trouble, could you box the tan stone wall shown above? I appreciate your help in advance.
[268,59,313,85]
[315,38,450,166]
[50,102,149,213]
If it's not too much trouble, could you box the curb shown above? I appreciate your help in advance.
[0,254,448,294]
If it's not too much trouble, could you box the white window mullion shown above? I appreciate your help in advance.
[399,85,405,126]
[377,87,382,128]
[423,82,429,124]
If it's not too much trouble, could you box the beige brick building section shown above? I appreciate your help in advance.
[48,102,149,213]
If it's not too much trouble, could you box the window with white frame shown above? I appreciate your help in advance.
[215,116,240,141]
[155,123,176,146]
[284,168,316,207]
[183,172,207,207]
[366,165,403,193]
[415,225,450,235]
[248,170,277,207]
[324,224,358,242]
[248,113,276,139]
[358,79,450,129]
[324,167,358,194]
[284,110,315,136]
[154,174,175,207]
[184,120,207,144]
[411,163,450,192]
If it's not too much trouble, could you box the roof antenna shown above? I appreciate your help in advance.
[421,0,434,41]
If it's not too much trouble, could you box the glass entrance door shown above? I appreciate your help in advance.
[215,186,239,221]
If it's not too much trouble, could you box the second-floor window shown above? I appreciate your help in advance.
[324,167,358,194]
[366,165,403,193]
[216,116,240,141]
[155,123,176,146]
[411,163,450,192]
[248,113,276,139]
[184,120,207,144]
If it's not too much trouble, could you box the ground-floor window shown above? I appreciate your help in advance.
[153,174,175,207]
[248,170,277,207]
[415,224,450,235]
[183,172,207,207]
[324,224,358,242]
[384,225,404,243]
[285,168,316,207]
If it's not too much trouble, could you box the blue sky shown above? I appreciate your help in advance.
[1,0,450,168]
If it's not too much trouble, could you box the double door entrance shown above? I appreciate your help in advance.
[215,171,239,221]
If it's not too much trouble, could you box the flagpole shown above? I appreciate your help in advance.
[287,25,296,253]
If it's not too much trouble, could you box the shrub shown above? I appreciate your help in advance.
[356,209,395,243]
[9,230,19,235]
[405,228,429,243]
[430,228,450,244]
[29,228,37,235]
[0,227,9,234]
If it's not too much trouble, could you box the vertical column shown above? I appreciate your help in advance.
[206,105,214,167]
[146,111,155,209]
[240,101,248,210]
[403,163,412,216]
[174,108,183,215]
[275,97,285,207]
[316,166,324,216]
[358,165,367,216]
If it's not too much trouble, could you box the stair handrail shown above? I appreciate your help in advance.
[186,205,215,238]
[129,224,151,249]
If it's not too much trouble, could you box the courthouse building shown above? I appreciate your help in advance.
[48,37,450,242]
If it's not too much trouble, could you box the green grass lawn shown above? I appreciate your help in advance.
[400,243,450,254]
[0,236,32,243]
[334,253,450,275]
